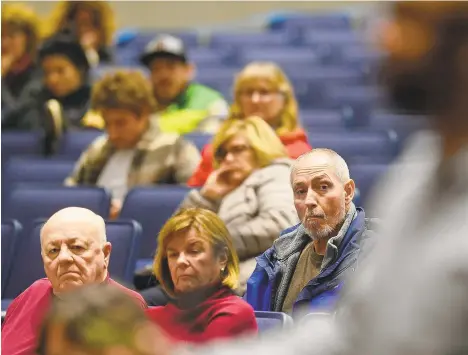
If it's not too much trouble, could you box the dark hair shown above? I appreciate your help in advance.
[37,284,148,354]
[38,33,90,72]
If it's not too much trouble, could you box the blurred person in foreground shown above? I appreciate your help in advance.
[1,3,41,112]
[64,71,200,219]
[164,2,468,355]
[245,149,377,317]
[187,61,312,187]
[141,117,298,305]
[1,207,146,355]
[37,284,166,355]
[44,1,115,66]
[140,35,229,134]
[146,208,257,343]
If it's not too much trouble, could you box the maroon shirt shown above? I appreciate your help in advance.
[1,277,147,355]
[146,286,258,344]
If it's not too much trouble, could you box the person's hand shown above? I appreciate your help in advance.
[200,167,238,202]
[80,30,100,50]
[1,55,14,76]
[110,199,122,220]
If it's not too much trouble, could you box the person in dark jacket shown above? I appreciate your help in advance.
[1,3,41,113]
[2,33,93,135]
[245,148,377,318]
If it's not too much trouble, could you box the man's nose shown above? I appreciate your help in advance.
[57,246,73,263]
[304,189,318,208]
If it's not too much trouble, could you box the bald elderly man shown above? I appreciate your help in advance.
[245,148,377,317]
[1,207,147,355]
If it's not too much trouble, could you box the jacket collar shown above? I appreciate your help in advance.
[274,203,357,265]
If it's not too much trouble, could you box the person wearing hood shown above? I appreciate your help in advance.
[2,33,94,134]
[1,3,41,112]
[187,61,312,187]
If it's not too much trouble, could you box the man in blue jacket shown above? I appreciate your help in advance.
[245,148,377,317]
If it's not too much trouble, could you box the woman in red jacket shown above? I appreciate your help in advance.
[146,207,258,344]
[187,61,311,187]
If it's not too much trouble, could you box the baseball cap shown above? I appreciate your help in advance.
[140,34,188,67]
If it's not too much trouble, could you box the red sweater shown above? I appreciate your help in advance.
[146,287,258,344]
[1,278,147,355]
[187,129,312,187]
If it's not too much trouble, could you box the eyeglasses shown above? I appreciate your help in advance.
[215,144,251,161]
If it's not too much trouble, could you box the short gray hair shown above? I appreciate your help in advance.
[291,148,350,184]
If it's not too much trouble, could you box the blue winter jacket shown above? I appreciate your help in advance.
[245,208,377,316]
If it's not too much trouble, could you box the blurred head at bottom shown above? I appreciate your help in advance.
[37,284,166,355]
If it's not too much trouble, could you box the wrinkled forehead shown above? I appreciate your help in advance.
[291,154,340,183]
[41,220,100,246]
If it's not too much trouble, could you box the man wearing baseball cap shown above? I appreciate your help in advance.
[140,34,229,135]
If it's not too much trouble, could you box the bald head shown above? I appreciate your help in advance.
[291,149,350,185]
[40,207,111,296]
[41,207,106,246]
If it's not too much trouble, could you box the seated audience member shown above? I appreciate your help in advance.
[187,61,312,187]
[140,35,229,134]
[44,1,115,66]
[64,70,201,218]
[1,3,41,112]
[37,284,169,355]
[1,207,147,355]
[180,116,298,292]
[141,117,297,305]
[245,149,377,317]
[147,208,258,343]
[2,33,93,132]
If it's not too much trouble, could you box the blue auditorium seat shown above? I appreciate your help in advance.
[119,186,190,264]
[1,131,44,161]
[369,112,429,142]
[254,311,293,333]
[4,158,75,185]
[239,47,320,67]
[349,163,390,213]
[323,85,387,126]
[287,67,364,108]
[57,130,105,160]
[268,12,352,31]
[184,133,213,151]
[210,32,293,49]
[1,220,22,295]
[190,48,226,67]
[300,109,344,130]
[102,220,142,284]
[4,186,111,243]
[308,131,397,164]
[1,219,141,303]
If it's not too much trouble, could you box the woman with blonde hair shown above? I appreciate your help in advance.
[187,61,312,187]
[44,1,116,66]
[147,208,258,343]
[1,3,41,110]
[182,116,298,292]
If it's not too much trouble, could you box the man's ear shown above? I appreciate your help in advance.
[103,242,112,266]
[344,179,356,206]
[186,62,196,81]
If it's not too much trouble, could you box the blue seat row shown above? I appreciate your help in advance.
[1,219,142,304]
